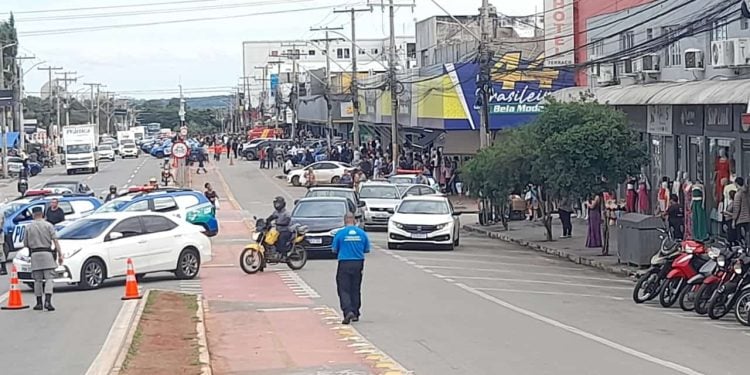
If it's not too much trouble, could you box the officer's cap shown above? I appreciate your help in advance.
[31,206,44,214]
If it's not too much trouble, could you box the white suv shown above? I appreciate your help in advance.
[119,142,139,158]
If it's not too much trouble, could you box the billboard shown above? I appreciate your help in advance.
[544,0,575,67]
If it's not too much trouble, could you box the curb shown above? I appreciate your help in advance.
[109,289,151,375]
[196,296,212,375]
[462,225,638,278]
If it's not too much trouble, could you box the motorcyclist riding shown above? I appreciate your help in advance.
[105,185,118,202]
[266,196,292,259]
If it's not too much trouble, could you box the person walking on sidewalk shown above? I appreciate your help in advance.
[24,206,63,311]
[196,150,208,174]
[558,197,573,238]
[332,212,370,325]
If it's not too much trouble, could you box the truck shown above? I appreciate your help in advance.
[116,130,135,146]
[130,126,146,142]
[62,124,99,175]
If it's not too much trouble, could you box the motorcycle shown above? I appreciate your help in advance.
[706,251,750,320]
[161,169,172,186]
[677,242,729,311]
[658,239,709,308]
[239,217,308,274]
[632,227,682,304]
[694,243,742,315]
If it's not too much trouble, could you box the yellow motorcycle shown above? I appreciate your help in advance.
[240,217,308,274]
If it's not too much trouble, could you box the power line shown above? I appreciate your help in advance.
[3,0,218,15]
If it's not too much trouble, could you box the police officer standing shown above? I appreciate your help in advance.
[24,206,63,311]
[332,212,370,324]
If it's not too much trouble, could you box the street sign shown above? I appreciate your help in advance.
[180,126,188,136]
[171,142,189,158]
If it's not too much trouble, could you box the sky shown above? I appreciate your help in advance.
[3,0,544,99]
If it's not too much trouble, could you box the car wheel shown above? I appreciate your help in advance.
[331,176,340,184]
[388,242,397,250]
[175,247,200,279]
[79,258,106,290]
[453,234,460,247]
[156,152,165,158]
[291,175,301,186]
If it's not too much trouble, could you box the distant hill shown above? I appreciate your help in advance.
[132,95,230,110]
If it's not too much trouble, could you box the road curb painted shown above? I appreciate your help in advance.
[462,225,638,278]
[196,296,212,375]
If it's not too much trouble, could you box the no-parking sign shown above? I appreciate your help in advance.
[171,142,189,158]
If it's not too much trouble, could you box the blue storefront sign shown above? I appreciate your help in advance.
[448,52,574,131]
[270,74,279,97]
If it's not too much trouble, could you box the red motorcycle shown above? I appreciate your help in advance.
[694,243,741,315]
[658,240,709,307]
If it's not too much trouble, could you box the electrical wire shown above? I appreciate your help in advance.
[2,0,219,15]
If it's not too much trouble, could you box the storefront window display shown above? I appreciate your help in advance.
[709,138,736,203]
[651,136,663,196]
[688,137,704,183]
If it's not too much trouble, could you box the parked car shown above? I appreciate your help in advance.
[243,139,292,160]
[97,144,116,161]
[12,212,212,290]
[358,181,402,229]
[387,195,461,250]
[287,161,352,186]
[290,197,360,255]
[303,186,365,223]
[6,157,42,177]
[42,181,94,196]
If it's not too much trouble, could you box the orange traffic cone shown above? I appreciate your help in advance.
[2,265,29,310]
[121,259,143,300]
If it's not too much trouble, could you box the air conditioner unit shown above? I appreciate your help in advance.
[685,48,705,70]
[641,54,661,72]
[597,64,615,84]
[711,41,728,67]
[618,58,635,76]
[730,37,750,66]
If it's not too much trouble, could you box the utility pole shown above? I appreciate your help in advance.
[83,82,101,124]
[15,56,35,150]
[478,0,492,150]
[267,60,283,130]
[55,71,77,126]
[179,84,186,127]
[369,0,414,172]
[38,66,62,146]
[334,7,372,148]
[310,26,344,148]
[280,43,303,139]
[253,67,269,127]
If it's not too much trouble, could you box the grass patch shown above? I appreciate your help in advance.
[121,291,158,371]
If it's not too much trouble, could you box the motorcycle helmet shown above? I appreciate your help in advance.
[272,196,286,211]
[109,184,117,193]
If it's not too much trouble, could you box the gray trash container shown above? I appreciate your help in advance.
[617,213,665,267]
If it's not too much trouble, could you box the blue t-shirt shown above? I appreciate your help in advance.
[332,225,370,260]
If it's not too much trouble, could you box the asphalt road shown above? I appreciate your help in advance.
[220,159,750,375]
[0,155,196,375]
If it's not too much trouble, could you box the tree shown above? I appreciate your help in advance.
[0,14,18,90]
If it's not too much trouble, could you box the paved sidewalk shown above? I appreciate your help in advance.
[191,165,409,375]
[463,217,641,278]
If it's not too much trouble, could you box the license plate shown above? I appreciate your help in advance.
[308,237,322,244]
[19,264,31,273]
[411,233,428,239]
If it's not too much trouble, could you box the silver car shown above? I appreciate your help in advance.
[358,182,402,229]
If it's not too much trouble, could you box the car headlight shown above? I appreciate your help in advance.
[64,248,82,259]
[330,227,345,236]
[734,261,744,275]
[435,222,452,230]
[251,232,260,242]
[391,221,404,229]
[718,255,726,267]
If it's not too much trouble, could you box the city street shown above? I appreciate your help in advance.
[0,156,197,375]
[218,160,750,375]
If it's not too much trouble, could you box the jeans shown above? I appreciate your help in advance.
[336,260,364,317]
[559,210,572,236]
[276,230,292,255]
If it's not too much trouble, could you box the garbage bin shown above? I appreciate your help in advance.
[617,213,664,267]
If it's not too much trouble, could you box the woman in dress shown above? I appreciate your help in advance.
[637,176,650,214]
[625,176,638,212]
[691,182,709,242]
[586,193,603,249]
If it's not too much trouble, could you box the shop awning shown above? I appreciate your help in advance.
[549,79,750,106]
[2,132,19,149]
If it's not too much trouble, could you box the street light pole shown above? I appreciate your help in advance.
[0,41,18,179]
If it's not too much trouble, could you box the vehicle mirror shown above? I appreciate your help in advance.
[294,199,299,205]
[357,201,366,207]
[108,231,124,241]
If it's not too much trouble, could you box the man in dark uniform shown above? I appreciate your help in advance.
[332,212,370,324]
[24,206,63,311]
[266,196,292,259]
[45,198,66,225]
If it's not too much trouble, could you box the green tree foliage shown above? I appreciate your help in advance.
[135,99,222,135]
[462,99,648,240]
[0,14,18,90]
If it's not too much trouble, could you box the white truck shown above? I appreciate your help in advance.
[63,124,99,175]
[130,126,146,143]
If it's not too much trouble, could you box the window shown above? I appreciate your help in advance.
[79,184,91,193]
[646,28,653,41]
[124,200,149,212]
[589,39,604,58]
[397,200,450,215]
[111,218,144,238]
[742,17,749,30]
[59,219,115,240]
[292,201,347,218]
[711,18,728,41]
[70,200,95,214]
[359,186,399,199]
[662,26,681,66]
[308,50,316,56]
[174,195,200,209]
[371,48,379,55]
[142,216,178,233]
[619,31,635,51]
[153,197,178,212]
[52,201,74,215]
[313,162,336,170]
[344,48,350,58]
[270,50,278,57]
[359,49,366,55]
[337,48,344,58]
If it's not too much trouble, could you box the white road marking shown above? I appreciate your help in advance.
[419,265,633,284]
[405,251,540,260]
[456,283,705,375]
[438,275,632,290]
[405,256,591,271]
[279,270,320,298]
[474,287,626,301]
[0,291,8,305]
[257,307,310,312]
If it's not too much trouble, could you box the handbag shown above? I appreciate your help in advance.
[215,199,221,210]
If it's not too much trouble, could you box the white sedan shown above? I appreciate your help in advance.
[97,144,116,161]
[13,212,212,290]
[387,195,461,250]
[287,161,353,186]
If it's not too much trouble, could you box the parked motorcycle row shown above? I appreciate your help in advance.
[633,228,750,326]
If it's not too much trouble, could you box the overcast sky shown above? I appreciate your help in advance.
[4,0,543,99]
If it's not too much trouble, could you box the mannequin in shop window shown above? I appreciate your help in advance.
[683,172,693,240]
[657,176,670,215]
[691,181,709,242]
[673,171,683,205]
[637,171,651,215]
[625,175,638,213]
[715,148,732,204]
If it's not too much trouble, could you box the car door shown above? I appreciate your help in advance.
[105,217,154,275]
[140,215,180,271]
[314,162,337,183]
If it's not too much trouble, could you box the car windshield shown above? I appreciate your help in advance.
[67,144,93,154]
[58,218,114,240]
[398,200,450,215]
[123,144,136,149]
[293,201,347,218]
[359,186,399,199]
[44,183,76,191]
[96,199,131,213]
[306,190,354,201]
[99,145,112,151]
[389,176,415,184]
[395,185,413,195]
[2,202,26,217]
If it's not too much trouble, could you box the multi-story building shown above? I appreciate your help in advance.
[552,0,748,231]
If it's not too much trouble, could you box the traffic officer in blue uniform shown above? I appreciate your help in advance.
[332,212,370,324]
